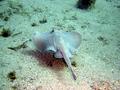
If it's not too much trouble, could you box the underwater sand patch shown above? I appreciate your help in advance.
[91,81,112,90]
[8,41,28,51]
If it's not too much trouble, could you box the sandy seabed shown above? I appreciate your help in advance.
[0,0,120,90]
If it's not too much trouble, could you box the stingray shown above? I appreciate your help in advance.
[32,30,81,80]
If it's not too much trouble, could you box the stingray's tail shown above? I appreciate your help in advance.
[62,51,77,80]
[58,40,77,80]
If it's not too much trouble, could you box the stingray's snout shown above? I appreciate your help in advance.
[32,32,40,48]
[33,31,39,38]
[32,31,41,42]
